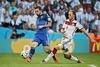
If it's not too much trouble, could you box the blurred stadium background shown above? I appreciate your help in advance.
[0,0,100,67]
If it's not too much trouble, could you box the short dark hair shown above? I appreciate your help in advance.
[35,6,42,10]
[13,29,17,33]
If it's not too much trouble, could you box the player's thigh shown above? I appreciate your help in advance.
[41,35,49,46]
[61,39,72,54]
[62,50,71,55]
[58,38,71,50]
[32,36,40,48]
[61,38,72,45]
[62,44,72,55]
[56,44,62,50]
[57,38,65,50]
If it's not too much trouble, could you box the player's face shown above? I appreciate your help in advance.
[68,11,74,20]
[35,9,41,16]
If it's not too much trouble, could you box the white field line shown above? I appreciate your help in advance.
[88,64,98,67]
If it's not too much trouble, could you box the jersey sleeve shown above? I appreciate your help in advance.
[45,14,52,22]
[62,23,66,28]
[76,22,83,29]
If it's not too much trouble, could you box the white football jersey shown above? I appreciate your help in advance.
[63,19,83,39]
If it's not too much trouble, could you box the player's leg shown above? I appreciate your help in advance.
[41,34,59,63]
[43,46,51,54]
[26,42,38,62]
[26,36,40,62]
[43,46,59,63]
[63,53,84,63]
[41,34,51,54]
[42,34,62,56]
[42,37,66,63]
[42,46,53,63]
[64,53,78,61]
[62,40,84,63]
[41,45,60,63]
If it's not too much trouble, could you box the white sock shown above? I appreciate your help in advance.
[70,55,78,61]
[45,52,54,62]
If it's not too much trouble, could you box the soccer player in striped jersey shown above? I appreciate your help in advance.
[41,10,96,63]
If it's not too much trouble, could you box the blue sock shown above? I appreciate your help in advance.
[28,47,35,59]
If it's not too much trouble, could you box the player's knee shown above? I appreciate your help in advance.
[64,54,71,60]
[54,45,60,50]
[31,42,38,48]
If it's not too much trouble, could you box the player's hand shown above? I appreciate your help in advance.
[90,39,96,43]
[38,26,44,29]
[60,28,65,33]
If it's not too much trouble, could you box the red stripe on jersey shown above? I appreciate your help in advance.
[65,21,76,26]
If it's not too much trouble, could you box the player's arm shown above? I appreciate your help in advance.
[38,14,52,29]
[76,22,96,42]
[38,22,52,29]
[60,22,66,33]
[80,28,96,43]
[43,21,52,27]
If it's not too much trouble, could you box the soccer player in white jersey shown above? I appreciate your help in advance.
[41,10,96,63]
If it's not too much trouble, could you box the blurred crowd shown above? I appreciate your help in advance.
[0,0,100,33]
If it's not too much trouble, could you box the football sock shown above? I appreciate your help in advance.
[52,48,57,54]
[45,48,58,62]
[70,55,78,61]
[46,49,57,60]
[52,48,57,60]
[28,47,35,59]
[45,52,54,62]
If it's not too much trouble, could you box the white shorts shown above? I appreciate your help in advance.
[58,37,73,54]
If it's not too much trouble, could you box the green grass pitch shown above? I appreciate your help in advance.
[0,53,100,67]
